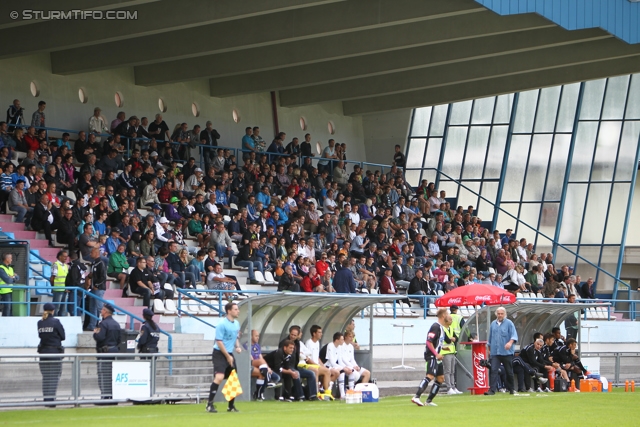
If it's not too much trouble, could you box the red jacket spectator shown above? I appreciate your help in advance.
[300,273,321,292]
[25,134,40,151]
[315,259,329,277]
[379,274,398,294]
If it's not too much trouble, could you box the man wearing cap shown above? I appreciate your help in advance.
[149,203,163,223]
[105,227,124,255]
[186,167,203,194]
[164,197,182,222]
[93,303,122,401]
[37,302,66,406]
[155,217,174,248]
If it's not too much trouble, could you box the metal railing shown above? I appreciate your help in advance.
[0,352,210,408]
[581,352,640,386]
[0,285,172,353]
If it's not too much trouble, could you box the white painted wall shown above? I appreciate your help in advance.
[0,54,365,161]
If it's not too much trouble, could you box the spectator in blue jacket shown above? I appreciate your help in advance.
[333,260,357,293]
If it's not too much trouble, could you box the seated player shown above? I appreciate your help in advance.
[264,339,302,401]
[541,333,570,383]
[324,332,358,399]
[249,329,281,400]
[554,338,587,389]
[341,331,370,386]
[305,325,339,400]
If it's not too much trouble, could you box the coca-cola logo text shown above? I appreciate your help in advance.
[447,297,463,304]
[474,295,493,302]
[473,351,488,388]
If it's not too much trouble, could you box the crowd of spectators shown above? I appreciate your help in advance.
[0,99,595,312]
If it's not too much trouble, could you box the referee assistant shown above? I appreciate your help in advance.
[206,301,242,413]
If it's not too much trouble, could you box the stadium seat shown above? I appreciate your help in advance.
[516,292,524,299]
[153,299,166,314]
[428,303,438,316]
[264,271,278,284]
[164,299,177,314]
[254,271,267,284]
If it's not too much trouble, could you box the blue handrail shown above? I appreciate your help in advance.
[428,167,631,294]
[1,285,173,355]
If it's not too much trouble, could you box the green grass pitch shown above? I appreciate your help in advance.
[1,390,637,427]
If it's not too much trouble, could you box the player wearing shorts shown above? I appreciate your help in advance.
[250,329,281,400]
[412,308,452,407]
[206,302,242,413]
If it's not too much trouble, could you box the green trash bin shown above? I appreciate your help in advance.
[12,286,28,317]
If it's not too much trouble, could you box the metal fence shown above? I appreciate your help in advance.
[0,352,212,408]
[582,352,640,386]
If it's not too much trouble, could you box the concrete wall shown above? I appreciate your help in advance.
[361,108,412,166]
[0,54,365,161]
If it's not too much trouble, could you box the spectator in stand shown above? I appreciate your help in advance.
[89,108,110,141]
[6,99,25,129]
[128,257,153,308]
[580,277,595,299]
[148,114,170,142]
[300,266,322,292]
[31,101,46,128]
[278,264,300,292]
[235,239,263,284]
[107,243,130,289]
[393,144,406,168]
[8,179,28,223]
[32,194,56,246]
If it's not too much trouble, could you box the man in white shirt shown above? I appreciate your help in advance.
[345,203,360,225]
[341,331,370,387]
[300,238,316,263]
[295,328,334,399]
[517,238,529,264]
[324,332,358,399]
[205,193,219,216]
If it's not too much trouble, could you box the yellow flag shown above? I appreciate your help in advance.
[222,369,243,401]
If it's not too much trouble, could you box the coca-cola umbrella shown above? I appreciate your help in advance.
[435,284,516,339]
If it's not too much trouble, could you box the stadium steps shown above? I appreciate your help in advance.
[75,331,213,354]
[372,358,425,396]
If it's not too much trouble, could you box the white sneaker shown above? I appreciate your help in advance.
[447,389,457,395]
[411,396,424,407]
[454,388,463,394]
[425,401,438,407]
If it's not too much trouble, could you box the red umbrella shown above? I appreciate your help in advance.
[435,284,516,307]
[435,284,516,339]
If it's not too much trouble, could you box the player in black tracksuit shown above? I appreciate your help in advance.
[515,338,549,392]
[412,308,452,407]
[554,338,587,388]
[93,303,122,400]
[37,303,65,406]
[264,339,300,401]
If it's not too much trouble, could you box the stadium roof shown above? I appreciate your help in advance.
[4,0,640,114]
[238,293,401,350]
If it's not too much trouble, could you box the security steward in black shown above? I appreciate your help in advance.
[137,308,160,355]
[37,303,65,406]
[93,303,122,400]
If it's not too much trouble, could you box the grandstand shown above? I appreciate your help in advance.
[0,0,639,409]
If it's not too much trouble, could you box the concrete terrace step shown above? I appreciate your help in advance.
[0,214,14,222]
[0,222,27,231]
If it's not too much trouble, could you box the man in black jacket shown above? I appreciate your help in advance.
[32,194,56,246]
[56,208,77,251]
[408,269,431,307]
[514,335,549,392]
[264,339,299,401]
[235,239,263,284]
[554,338,587,388]
[276,326,318,401]
[93,303,122,400]
[86,247,108,331]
